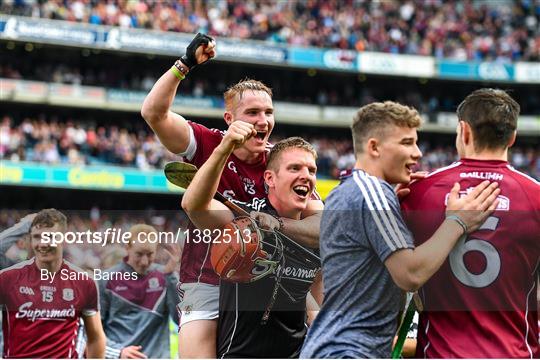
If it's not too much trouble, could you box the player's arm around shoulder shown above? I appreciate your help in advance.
[385,180,500,291]
[83,311,106,358]
[141,33,216,154]
[280,199,323,248]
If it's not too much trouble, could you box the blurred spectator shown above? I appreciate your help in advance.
[2,0,539,62]
[1,115,181,170]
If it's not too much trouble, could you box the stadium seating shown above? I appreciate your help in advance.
[2,0,539,61]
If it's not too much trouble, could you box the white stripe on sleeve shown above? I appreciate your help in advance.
[370,177,409,248]
[353,171,399,251]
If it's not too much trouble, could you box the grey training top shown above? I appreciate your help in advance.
[99,261,179,358]
[300,169,414,358]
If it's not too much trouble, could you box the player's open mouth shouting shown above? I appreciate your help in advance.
[255,130,267,141]
[293,184,310,199]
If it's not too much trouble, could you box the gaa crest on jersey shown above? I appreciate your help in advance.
[19,286,35,295]
[444,190,510,211]
[148,277,159,289]
[62,288,74,301]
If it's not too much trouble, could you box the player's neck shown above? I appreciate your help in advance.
[36,258,63,274]
[462,147,508,162]
[354,159,386,182]
[233,147,263,164]
[268,194,302,220]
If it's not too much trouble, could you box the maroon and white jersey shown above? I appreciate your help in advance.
[0,258,99,358]
[180,122,269,285]
[401,159,540,358]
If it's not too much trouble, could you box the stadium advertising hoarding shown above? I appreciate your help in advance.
[7,79,48,103]
[107,89,222,109]
[105,27,287,63]
[438,60,515,82]
[0,161,179,193]
[357,52,436,78]
[0,161,339,199]
[514,62,540,84]
[49,83,106,108]
[0,15,99,46]
[0,15,287,64]
[287,48,437,77]
[289,47,357,71]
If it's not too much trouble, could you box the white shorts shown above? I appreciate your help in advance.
[177,282,219,328]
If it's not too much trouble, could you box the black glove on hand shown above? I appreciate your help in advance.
[180,33,215,69]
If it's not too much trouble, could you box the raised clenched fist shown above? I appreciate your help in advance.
[220,121,257,152]
[180,33,216,69]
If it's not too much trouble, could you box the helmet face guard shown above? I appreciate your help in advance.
[211,216,283,283]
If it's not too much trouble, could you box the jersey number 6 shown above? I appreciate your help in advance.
[449,216,501,288]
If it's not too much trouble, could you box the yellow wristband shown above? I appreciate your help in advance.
[170,66,185,81]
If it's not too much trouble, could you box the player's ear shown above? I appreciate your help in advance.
[264,169,275,189]
[366,138,380,158]
[224,111,233,126]
[507,130,517,148]
[460,121,472,145]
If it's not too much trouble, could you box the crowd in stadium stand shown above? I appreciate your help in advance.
[0,115,179,170]
[2,0,539,62]
[2,115,539,180]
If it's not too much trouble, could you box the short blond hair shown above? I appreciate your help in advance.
[223,78,272,112]
[352,101,422,155]
[127,224,157,245]
[31,209,67,231]
[267,137,317,172]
